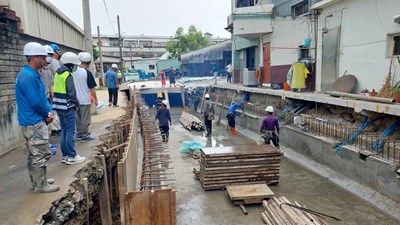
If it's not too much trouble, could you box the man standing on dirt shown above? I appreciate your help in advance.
[105,64,120,107]
[156,100,172,142]
[74,52,98,142]
[16,42,59,193]
[259,106,280,147]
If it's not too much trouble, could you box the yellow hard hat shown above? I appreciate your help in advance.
[157,93,163,98]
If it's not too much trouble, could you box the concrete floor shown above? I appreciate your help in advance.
[167,108,400,225]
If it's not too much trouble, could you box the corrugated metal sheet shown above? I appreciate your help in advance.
[4,0,84,50]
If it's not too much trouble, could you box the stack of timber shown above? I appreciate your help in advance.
[180,111,204,131]
[199,145,281,190]
[262,197,330,225]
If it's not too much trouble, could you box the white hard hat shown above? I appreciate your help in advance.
[205,94,210,99]
[162,100,168,105]
[78,52,92,63]
[43,45,55,54]
[60,52,80,65]
[111,64,118,69]
[265,106,274,113]
[23,42,47,56]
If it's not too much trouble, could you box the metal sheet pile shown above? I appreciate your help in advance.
[197,145,281,190]
[137,97,174,191]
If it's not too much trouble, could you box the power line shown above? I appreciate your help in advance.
[102,0,116,34]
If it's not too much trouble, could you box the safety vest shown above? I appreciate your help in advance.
[53,71,72,110]
[117,71,122,78]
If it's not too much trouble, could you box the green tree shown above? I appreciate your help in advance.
[166,25,211,59]
[92,44,100,61]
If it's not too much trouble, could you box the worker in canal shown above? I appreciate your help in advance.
[201,93,215,137]
[227,102,244,135]
[259,106,280,147]
[156,100,172,142]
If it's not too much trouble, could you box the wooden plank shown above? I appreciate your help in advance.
[118,162,126,225]
[164,89,170,109]
[239,204,248,215]
[153,189,173,225]
[226,184,275,201]
[201,145,280,156]
[98,155,113,225]
[129,191,152,225]
[216,92,228,125]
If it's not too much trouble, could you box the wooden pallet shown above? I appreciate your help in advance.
[197,145,281,190]
[227,184,275,215]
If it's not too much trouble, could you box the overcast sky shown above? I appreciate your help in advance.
[49,0,232,38]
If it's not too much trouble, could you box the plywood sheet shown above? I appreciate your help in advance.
[226,184,275,201]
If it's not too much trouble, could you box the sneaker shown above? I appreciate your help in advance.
[66,155,86,165]
[76,133,82,141]
[49,144,58,149]
[50,148,57,155]
[61,156,67,163]
[80,135,95,142]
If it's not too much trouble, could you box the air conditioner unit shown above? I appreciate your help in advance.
[243,68,258,87]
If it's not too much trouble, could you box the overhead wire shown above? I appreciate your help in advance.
[102,0,116,34]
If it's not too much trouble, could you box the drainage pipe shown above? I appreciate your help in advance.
[327,91,395,104]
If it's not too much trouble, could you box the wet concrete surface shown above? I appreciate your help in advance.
[166,108,400,225]
[0,89,126,225]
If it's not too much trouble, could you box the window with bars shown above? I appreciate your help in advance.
[291,0,309,17]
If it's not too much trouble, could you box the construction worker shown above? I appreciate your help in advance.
[225,63,232,83]
[168,66,176,87]
[227,102,244,135]
[41,45,58,154]
[48,43,62,136]
[74,52,98,142]
[105,64,120,107]
[16,42,59,193]
[201,93,215,137]
[156,100,172,142]
[160,70,166,87]
[117,69,123,84]
[154,93,164,110]
[259,106,280,147]
[53,52,86,165]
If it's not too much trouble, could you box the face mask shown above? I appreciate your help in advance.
[46,57,53,64]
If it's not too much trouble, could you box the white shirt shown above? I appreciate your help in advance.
[73,66,91,105]
[225,64,232,73]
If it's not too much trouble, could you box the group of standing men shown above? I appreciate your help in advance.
[16,42,99,193]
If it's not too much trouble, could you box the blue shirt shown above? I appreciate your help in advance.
[16,64,53,126]
[156,107,171,126]
[227,103,244,115]
[105,70,118,88]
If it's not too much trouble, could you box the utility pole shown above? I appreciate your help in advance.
[97,26,104,86]
[117,15,123,70]
[82,0,94,64]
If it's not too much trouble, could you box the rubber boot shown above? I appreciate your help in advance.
[33,167,60,193]
[232,128,238,136]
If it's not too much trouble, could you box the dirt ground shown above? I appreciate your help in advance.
[0,88,127,225]
[166,108,399,225]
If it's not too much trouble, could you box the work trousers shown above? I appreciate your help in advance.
[204,116,212,136]
[57,109,78,158]
[159,125,169,140]
[108,88,118,106]
[49,110,61,131]
[22,121,51,188]
[261,131,279,147]
[227,73,232,83]
[76,105,91,137]
[227,113,235,128]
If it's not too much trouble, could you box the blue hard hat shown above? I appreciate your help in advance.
[49,43,61,51]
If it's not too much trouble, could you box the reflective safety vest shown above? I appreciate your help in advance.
[53,71,72,110]
[117,71,122,78]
